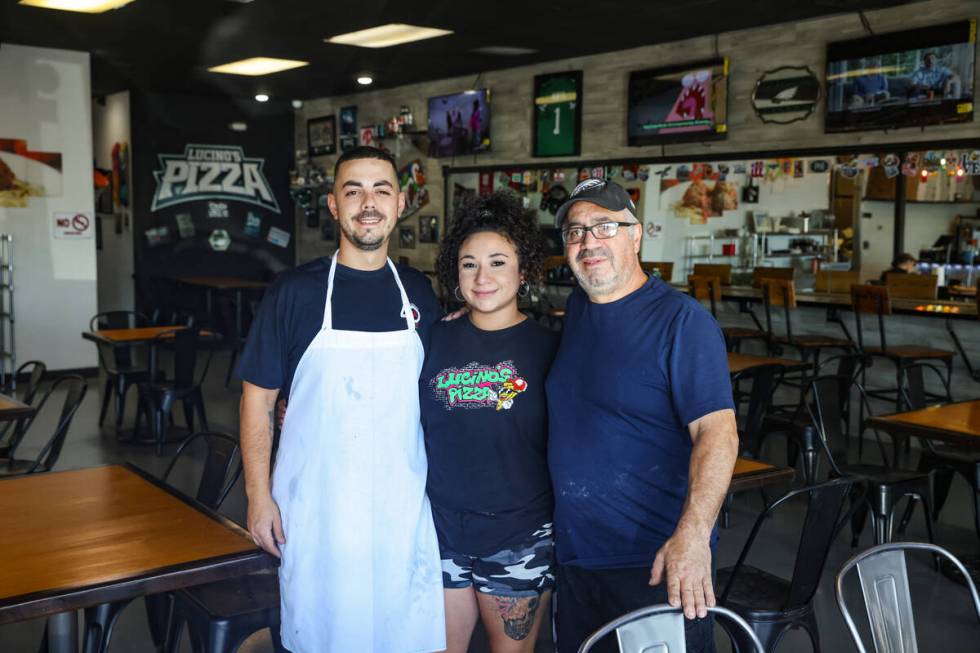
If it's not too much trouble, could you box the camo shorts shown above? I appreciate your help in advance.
[441,522,555,596]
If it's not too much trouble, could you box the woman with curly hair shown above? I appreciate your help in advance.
[420,190,559,652]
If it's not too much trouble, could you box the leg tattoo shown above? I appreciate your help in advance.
[493,595,540,641]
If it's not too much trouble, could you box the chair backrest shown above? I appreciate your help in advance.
[577,604,764,653]
[835,542,980,653]
[5,360,47,405]
[884,272,938,300]
[693,263,732,285]
[752,266,794,288]
[687,275,721,317]
[720,477,862,614]
[90,311,150,369]
[162,431,243,510]
[640,261,673,281]
[153,328,205,389]
[761,279,796,340]
[815,270,860,294]
[17,375,87,474]
[850,284,891,351]
[730,364,782,455]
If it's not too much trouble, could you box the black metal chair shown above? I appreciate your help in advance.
[717,476,864,653]
[133,327,213,455]
[78,431,243,653]
[90,310,152,427]
[216,295,246,388]
[0,375,87,477]
[757,354,864,484]
[895,363,980,540]
[0,360,46,458]
[803,371,937,547]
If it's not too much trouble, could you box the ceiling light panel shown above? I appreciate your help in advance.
[326,24,452,48]
[471,46,538,56]
[208,57,309,76]
[18,0,134,12]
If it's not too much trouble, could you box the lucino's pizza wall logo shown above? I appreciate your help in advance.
[151,144,280,213]
[431,361,528,411]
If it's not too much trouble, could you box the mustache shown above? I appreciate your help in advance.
[353,209,386,221]
[576,247,608,261]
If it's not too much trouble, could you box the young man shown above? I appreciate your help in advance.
[237,146,445,652]
[546,180,739,653]
[878,252,918,284]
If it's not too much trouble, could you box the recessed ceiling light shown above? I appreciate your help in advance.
[471,46,538,56]
[356,75,374,86]
[18,0,133,12]
[326,24,452,48]
[208,57,309,76]
[291,99,304,109]
[229,122,248,132]
[254,93,270,102]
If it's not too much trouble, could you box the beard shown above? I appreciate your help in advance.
[339,208,389,251]
[571,245,622,294]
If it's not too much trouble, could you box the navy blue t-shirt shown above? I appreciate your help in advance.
[236,257,441,397]
[546,275,733,569]
[420,316,559,556]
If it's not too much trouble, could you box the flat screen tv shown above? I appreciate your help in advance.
[627,58,729,146]
[825,19,976,133]
[427,89,491,157]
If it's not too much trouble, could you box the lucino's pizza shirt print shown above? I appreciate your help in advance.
[431,361,528,411]
[419,317,559,555]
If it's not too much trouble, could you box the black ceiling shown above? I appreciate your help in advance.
[1,0,921,101]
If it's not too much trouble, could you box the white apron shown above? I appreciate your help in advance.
[271,253,445,653]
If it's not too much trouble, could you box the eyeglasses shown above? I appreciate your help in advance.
[561,221,637,244]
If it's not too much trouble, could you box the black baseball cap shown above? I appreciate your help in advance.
[554,179,637,228]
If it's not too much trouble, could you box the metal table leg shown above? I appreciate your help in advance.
[47,610,78,653]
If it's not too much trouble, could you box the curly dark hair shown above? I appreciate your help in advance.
[436,190,546,298]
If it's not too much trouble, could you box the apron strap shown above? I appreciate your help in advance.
[322,252,416,331]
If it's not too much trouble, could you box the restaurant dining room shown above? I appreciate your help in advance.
[2,0,980,652]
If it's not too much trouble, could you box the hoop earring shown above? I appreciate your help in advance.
[453,286,465,302]
[518,280,530,298]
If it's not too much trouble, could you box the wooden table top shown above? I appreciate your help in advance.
[674,283,978,319]
[867,399,980,448]
[729,457,795,494]
[0,464,272,623]
[174,276,270,291]
[82,326,215,346]
[0,393,34,421]
[728,352,810,375]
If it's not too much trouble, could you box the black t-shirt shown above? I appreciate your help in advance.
[419,316,559,556]
[236,257,441,398]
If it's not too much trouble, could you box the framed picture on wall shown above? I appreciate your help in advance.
[307,115,337,156]
[419,215,438,243]
[339,106,358,151]
[533,71,583,158]
[399,225,416,249]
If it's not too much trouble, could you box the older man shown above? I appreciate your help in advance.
[545,179,738,653]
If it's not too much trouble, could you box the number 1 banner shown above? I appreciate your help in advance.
[533,71,583,158]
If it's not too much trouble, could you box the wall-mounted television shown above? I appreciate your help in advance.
[825,19,976,133]
[627,58,729,146]
[427,89,491,157]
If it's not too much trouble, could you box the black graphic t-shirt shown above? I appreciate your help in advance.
[236,257,441,398]
[420,316,559,556]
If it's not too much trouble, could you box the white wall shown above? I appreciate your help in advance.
[0,44,97,370]
[92,91,134,312]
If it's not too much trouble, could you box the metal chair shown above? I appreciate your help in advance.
[761,279,853,374]
[0,375,87,477]
[689,274,767,352]
[576,604,764,653]
[0,360,46,457]
[89,310,152,427]
[717,477,864,653]
[835,542,980,653]
[79,431,243,653]
[133,327,213,455]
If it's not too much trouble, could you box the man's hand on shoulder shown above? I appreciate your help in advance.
[650,524,714,619]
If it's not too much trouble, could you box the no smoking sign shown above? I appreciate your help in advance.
[53,212,94,239]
